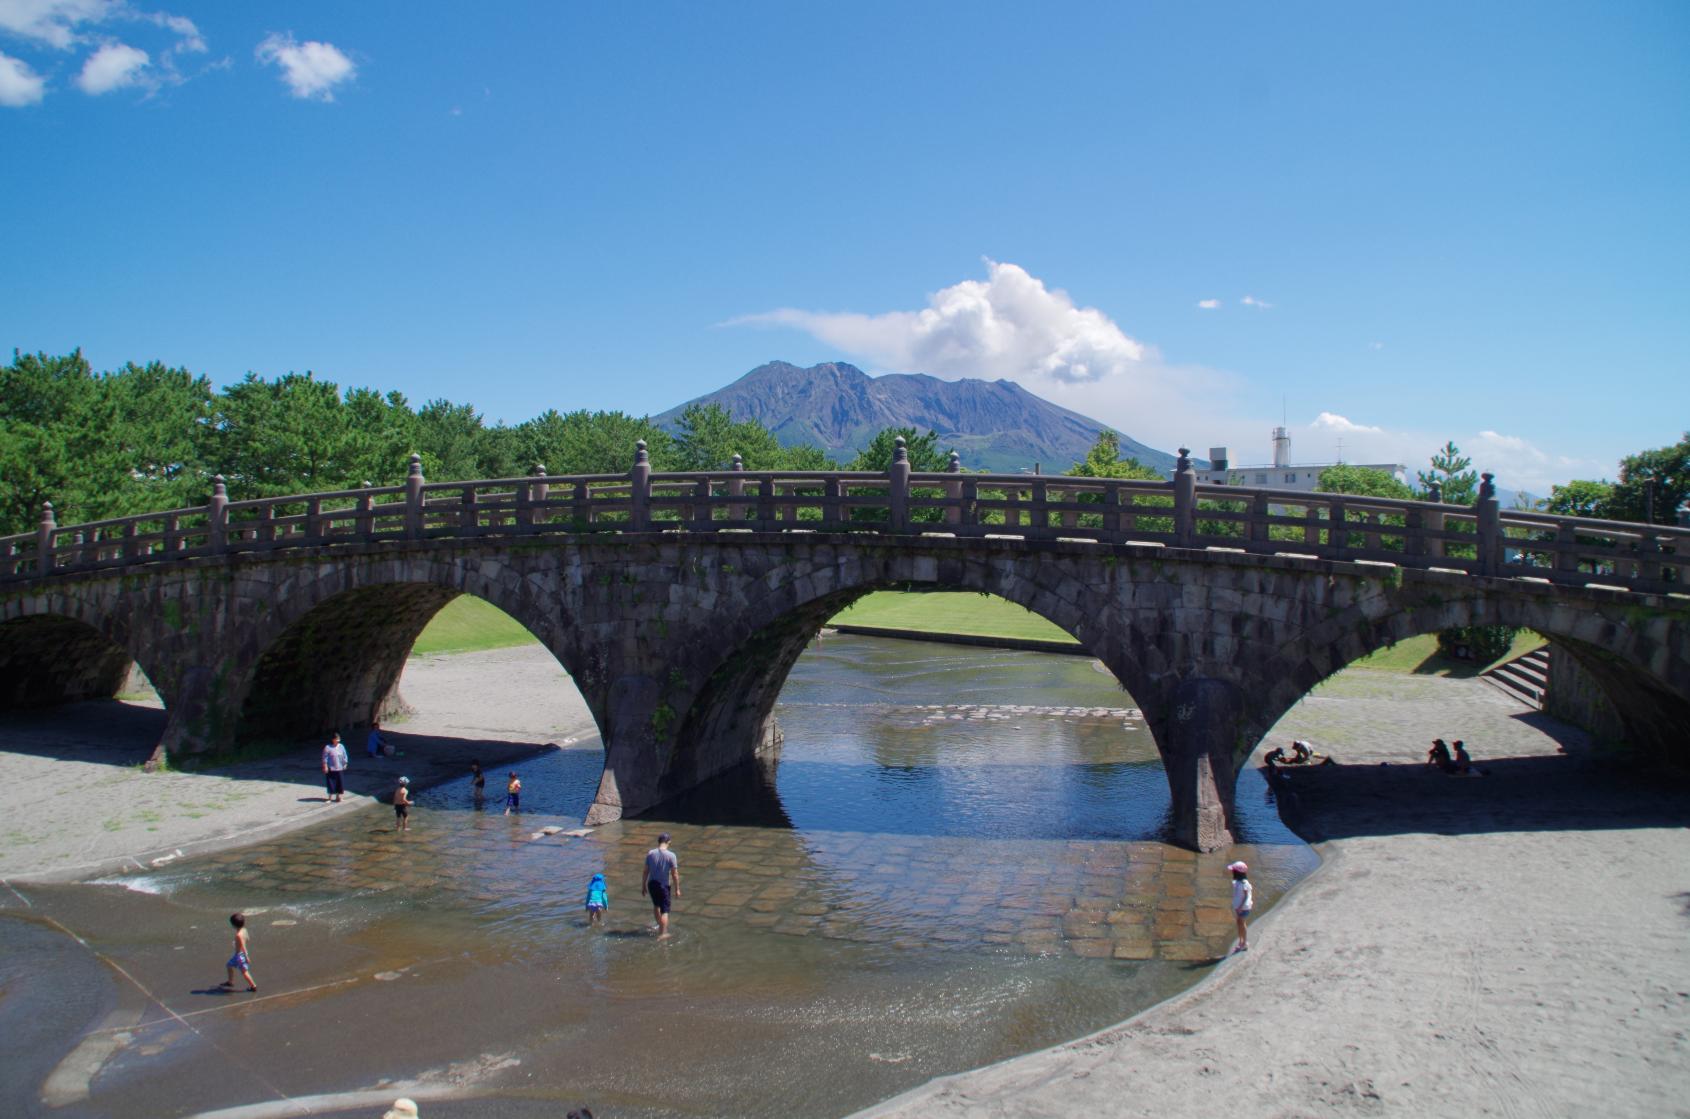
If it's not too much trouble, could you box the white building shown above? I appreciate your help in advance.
[1184,427,1406,492]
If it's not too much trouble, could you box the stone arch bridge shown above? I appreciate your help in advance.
[4,446,1687,850]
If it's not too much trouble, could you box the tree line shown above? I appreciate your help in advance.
[4,350,1680,539]
[0,351,975,536]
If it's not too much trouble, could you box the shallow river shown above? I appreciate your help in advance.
[3,636,1316,1118]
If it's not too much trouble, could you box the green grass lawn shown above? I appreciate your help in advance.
[827,591,1078,644]
[1348,629,1546,677]
[411,595,538,655]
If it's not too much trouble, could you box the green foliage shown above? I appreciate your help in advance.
[507,408,674,477]
[1317,464,1414,499]
[1541,479,1615,519]
[1068,430,1161,480]
[0,351,216,532]
[1605,431,1689,524]
[673,403,784,470]
[1417,441,1479,504]
[848,427,952,472]
[1436,624,1519,664]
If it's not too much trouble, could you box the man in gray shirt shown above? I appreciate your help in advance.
[642,832,681,939]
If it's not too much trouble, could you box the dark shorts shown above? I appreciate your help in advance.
[648,880,672,914]
[505,792,519,809]
[395,803,409,819]
[325,770,344,796]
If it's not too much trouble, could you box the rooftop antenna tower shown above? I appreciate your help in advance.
[1269,396,1292,468]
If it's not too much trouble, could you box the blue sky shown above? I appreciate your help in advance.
[2,2,1686,493]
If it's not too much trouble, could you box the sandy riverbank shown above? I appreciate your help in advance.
[0,645,600,884]
[858,671,1690,1118]
[4,646,1687,1117]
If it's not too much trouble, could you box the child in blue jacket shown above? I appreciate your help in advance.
[585,872,609,926]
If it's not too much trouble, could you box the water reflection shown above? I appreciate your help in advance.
[61,634,1314,1119]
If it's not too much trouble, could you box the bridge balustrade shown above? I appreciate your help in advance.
[3,443,1685,596]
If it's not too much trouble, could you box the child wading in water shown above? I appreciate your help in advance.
[222,912,257,991]
[504,772,522,815]
[394,776,412,831]
[584,872,609,926]
[1228,860,1253,953]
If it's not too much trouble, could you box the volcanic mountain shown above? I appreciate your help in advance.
[653,361,1178,474]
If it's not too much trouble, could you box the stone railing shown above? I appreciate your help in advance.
[2,443,1686,596]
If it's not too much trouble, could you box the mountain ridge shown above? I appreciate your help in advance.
[653,361,1179,474]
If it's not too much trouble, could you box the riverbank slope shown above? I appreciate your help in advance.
[858,671,1690,1118]
[0,645,598,883]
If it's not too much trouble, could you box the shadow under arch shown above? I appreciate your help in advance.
[1250,587,1690,768]
[228,560,603,756]
[0,612,137,710]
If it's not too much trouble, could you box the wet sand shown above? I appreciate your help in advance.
[859,672,1690,1118]
[0,646,598,884]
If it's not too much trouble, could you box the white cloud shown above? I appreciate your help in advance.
[75,39,145,92]
[733,260,1150,385]
[145,10,202,52]
[1241,295,1272,309]
[255,31,354,101]
[0,47,45,103]
[1196,298,1220,310]
[1311,412,1384,436]
[0,0,113,49]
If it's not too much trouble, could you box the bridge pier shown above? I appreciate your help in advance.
[1161,677,1243,852]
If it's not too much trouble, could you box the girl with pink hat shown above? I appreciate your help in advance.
[1228,861,1253,954]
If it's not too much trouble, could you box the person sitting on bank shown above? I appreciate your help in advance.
[1452,740,1474,775]
[1264,745,1288,768]
[1427,738,1453,771]
[1291,739,1313,764]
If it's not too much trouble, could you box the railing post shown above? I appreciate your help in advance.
[405,454,425,540]
[888,436,911,531]
[1173,447,1196,548]
[1328,498,1348,559]
[945,450,963,526]
[36,502,55,574]
[824,474,843,526]
[630,440,651,530]
[528,464,548,528]
[208,476,228,552]
[728,453,746,522]
[357,482,374,538]
[1249,491,1270,549]
[1555,521,1579,579]
[1476,472,1501,576]
[1423,483,1445,559]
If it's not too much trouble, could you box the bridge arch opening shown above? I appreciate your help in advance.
[231,584,603,781]
[661,583,1179,841]
[1251,597,1690,777]
[0,611,169,767]
[0,613,139,711]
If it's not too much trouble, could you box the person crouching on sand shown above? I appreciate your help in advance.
[1228,861,1253,954]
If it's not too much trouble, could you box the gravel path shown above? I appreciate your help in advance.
[857,671,1690,1119]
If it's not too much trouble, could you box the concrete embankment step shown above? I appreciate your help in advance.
[1482,647,1550,708]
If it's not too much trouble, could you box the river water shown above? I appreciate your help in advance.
[4,636,1316,1118]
